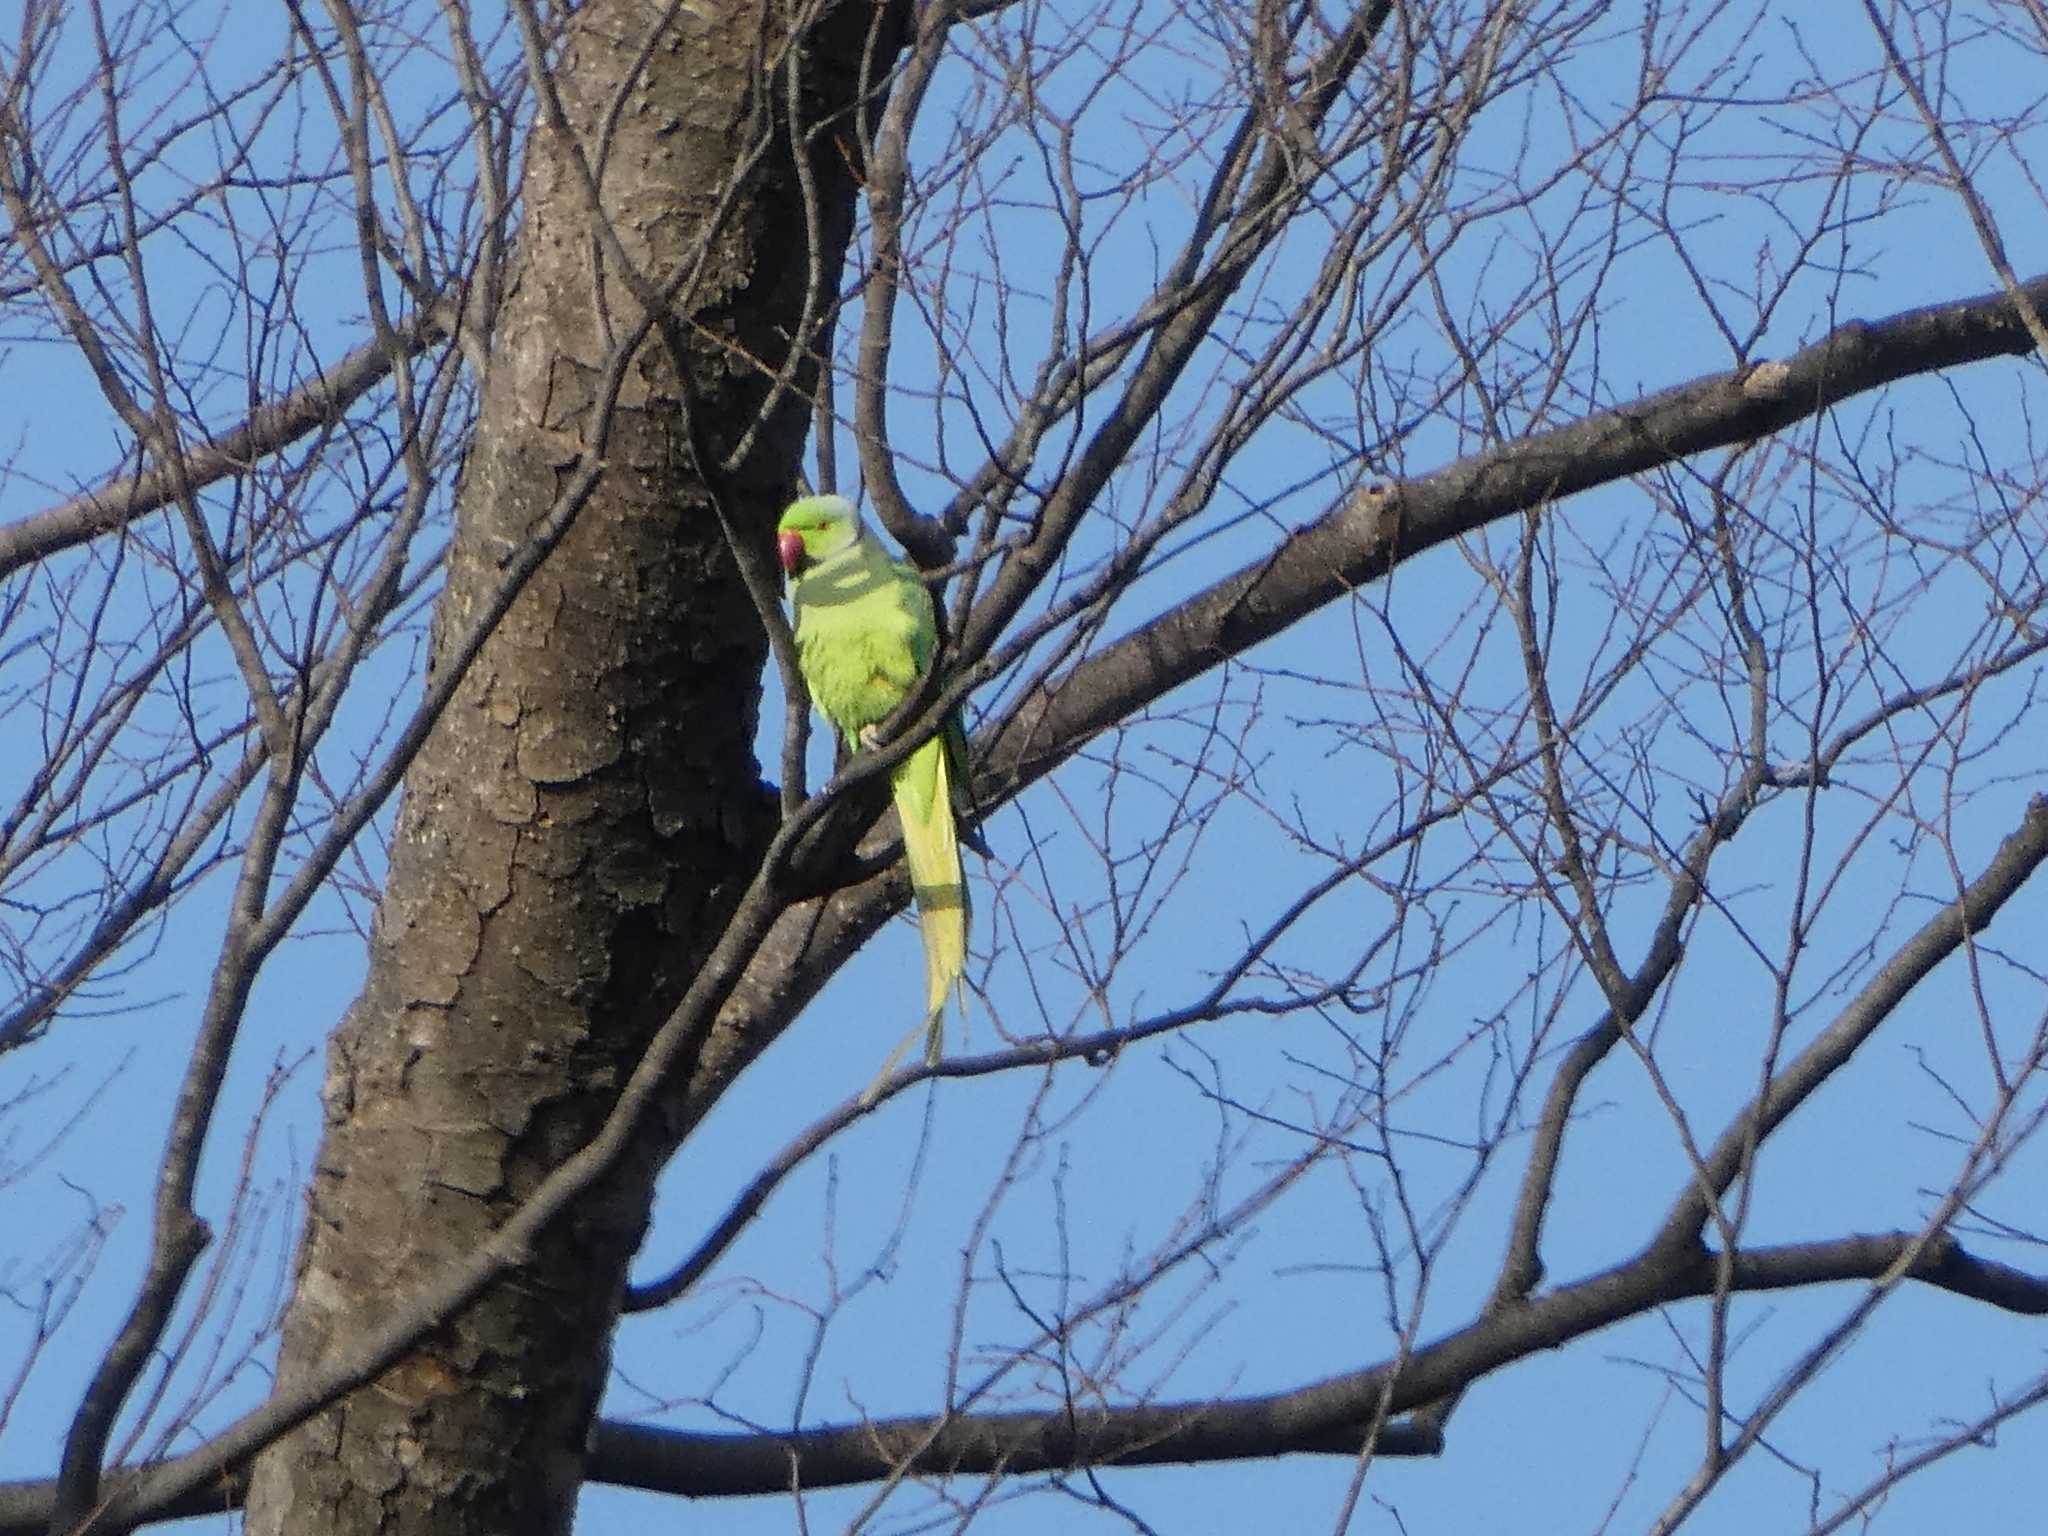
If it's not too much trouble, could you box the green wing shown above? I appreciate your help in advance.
[789,538,969,1089]
[789,538,933,748]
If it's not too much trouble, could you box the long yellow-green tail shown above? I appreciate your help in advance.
[856,730,971,1106]
[894,731,968,1065]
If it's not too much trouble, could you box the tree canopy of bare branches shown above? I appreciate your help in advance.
[2,1,2046,1533]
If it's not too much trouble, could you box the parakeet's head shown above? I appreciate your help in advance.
[777,494,861,575]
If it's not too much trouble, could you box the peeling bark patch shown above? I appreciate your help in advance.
[1742,358,1794,397]
[594,843,668,905]
[476,757,540,825]
[393,884,481,1008]
[516,712,624,783]
[376,1352,467,1412]
[425,1128,512,1199]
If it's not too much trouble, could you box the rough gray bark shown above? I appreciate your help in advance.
[242,4,899,1531]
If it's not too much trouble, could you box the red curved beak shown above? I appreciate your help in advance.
[777,530,805,575]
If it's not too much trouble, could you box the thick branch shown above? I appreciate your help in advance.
[984,274,2048,798]
[0,307,445,584]
[4,1228,2039,1530]
[707,273,2048,1107]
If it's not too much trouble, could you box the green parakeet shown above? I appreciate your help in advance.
[776,494,971,1081]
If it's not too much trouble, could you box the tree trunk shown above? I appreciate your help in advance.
[244,4,896,1530]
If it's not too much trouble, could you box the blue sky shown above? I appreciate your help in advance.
[4,2,2047,1532]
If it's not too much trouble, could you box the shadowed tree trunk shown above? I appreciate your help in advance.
[243,4,900,1530]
